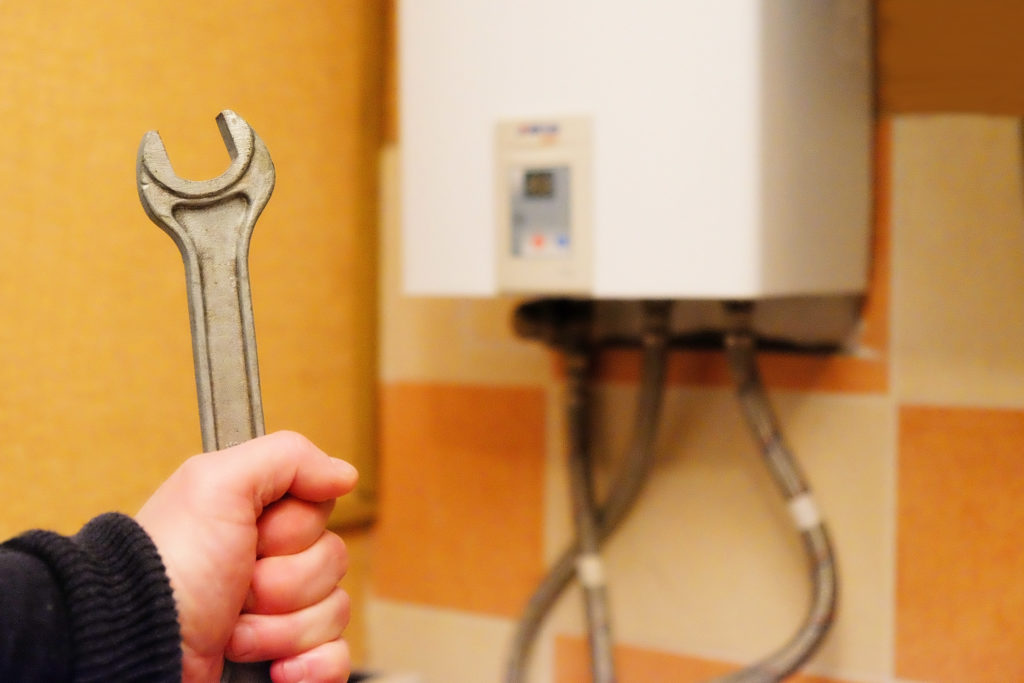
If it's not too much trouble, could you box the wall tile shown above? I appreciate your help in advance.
[374,382,547,617]
[554,636,856,683]
[543,385,895,679]
[367,598,548,682]
[877,0,1024,115]
[892,116,1024,407]
[594,348,888,395]
[897,405,1024,682]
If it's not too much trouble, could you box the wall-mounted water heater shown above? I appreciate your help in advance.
[399,5,873,681]
[400,0,872,301]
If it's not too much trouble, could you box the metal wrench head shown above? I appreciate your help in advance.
[136,109,276,244]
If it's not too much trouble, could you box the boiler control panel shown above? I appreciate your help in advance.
[496,118,592,294]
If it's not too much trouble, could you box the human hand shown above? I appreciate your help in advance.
[136,431,358,683]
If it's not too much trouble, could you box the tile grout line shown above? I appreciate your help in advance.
[884,115,901,683]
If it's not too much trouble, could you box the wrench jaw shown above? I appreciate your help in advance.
[216,111,242,161]
[137,109,257,199]
[136,110,276,273]
[138,113,272,210]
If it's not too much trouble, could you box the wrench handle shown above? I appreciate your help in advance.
[174,208,271,683]
[222,662,273,682]
[178,211,266,450]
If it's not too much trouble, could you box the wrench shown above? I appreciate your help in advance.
[137,110,274,683]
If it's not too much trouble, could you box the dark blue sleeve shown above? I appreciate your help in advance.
[0,513,182,682]
[0,545,73,680]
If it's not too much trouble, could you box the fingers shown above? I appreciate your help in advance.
[257,498,335,557]
[220,431,359,509]
[227,587,351,663]
[248,531,348,614]
[270,639,351,683]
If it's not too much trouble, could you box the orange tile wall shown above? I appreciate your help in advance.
[374,383,547,617]
[554,638,855,683]
[897,407,1024,681]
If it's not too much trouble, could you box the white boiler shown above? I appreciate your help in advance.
[399,0,872,300]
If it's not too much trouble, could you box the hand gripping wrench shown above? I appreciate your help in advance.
[137,110,274,683]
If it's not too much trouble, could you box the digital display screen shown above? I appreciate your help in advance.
[524,170,555,198]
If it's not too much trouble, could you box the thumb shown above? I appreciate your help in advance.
[216,431,359,508]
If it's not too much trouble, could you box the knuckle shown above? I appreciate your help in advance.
[315,535,346,580]
[329,535,350,580]
[175,453,219,498]
[271,429,316,455]
[331,588,352,632]
[322,530,347,560]
[177,453,207,479]
[247,563,267,602]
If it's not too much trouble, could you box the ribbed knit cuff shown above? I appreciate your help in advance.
[7,513,182,682]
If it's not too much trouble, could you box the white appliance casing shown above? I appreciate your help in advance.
[400,0,873,300]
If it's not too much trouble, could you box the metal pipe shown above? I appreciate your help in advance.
[505,302,670,683]
[565,349,617,683]
[506,299,837,682]
[717,303,838,682]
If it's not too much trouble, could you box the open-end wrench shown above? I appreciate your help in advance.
[137,110,274,683]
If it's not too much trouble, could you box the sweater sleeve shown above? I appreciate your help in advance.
[0,512,182,682]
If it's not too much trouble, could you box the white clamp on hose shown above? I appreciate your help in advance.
[788,492,823,531]
[575,553,607,589]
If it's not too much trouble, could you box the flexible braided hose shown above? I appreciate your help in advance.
[505,303,838,683]
[505,304,669,682]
